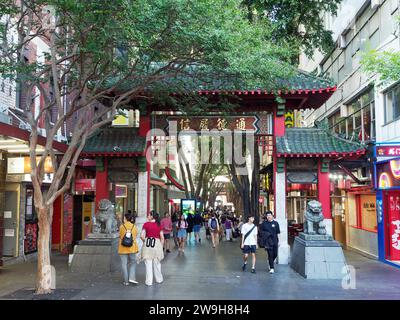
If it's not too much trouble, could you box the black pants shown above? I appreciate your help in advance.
[266,245,278,269]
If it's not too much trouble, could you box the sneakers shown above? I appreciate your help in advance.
[251,268,256,274]
[242,263,247,271]
[123,282,129,286]
[129,279,138,284]
[199,238,201,243]
[269,268,275,274]
[166,249,171,253]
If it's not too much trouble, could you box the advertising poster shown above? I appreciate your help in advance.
[181,199,196,219]
[24,223,38,254]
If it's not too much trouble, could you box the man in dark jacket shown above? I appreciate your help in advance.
[260,211,280,274]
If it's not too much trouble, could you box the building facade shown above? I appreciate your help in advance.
[299,0,400,261]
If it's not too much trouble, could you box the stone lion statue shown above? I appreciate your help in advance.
[304,200,326,235]
[92,199,118,234]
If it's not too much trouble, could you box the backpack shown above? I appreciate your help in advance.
[210,218,217,230]
[121,224,134,247]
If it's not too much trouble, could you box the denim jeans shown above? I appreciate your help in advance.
[120,253,137,283]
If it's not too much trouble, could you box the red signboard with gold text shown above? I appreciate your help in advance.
[75,179,96,192]
[376,146,400,157]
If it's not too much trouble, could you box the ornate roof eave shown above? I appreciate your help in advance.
[276,149,366,159]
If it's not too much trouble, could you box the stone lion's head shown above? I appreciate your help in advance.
[307,200,322,215]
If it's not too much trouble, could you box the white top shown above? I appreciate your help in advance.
[241,223,258,246]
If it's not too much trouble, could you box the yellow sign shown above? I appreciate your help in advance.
[112,109,129,126]
[82,202,93,239]
[285,111,294,128]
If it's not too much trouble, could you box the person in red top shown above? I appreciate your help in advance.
[140,211,165,286]
[160,212,172,254]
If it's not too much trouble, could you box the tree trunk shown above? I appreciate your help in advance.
[36,206,52,294]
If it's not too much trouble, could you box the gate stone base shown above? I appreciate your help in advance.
[70,233,120,273]
[290,233,348,279]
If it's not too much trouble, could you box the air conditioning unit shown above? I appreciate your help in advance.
[339,35,347,49]
[371,0,381,10]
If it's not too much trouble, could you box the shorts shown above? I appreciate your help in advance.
[164,233,170,239]
[242,245,256,254]
[177,229,187,239]
[193,225,201,233]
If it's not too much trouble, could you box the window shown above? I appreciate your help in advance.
[328,87,375,142]
[384,84,400,123]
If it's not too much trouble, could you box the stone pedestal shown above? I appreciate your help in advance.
[70,233,120,273]
[290,233,348,279]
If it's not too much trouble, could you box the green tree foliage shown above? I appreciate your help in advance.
[361,49,400,85]
[360,16,400,85]
[242,0,341,62]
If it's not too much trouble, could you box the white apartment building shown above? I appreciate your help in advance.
[299,0,400,261]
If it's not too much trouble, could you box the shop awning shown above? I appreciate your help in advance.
[164,167,186,191]
[0,123,67,154]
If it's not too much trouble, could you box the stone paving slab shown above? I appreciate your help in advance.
[1,233,400,300]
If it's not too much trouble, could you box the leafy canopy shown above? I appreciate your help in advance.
[0,0,297,102]
[242,0,341,62]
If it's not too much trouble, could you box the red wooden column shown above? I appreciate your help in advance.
[51,195,63,251]
[318,158,332,236]
[95,157,109,208]
[317,159,331,218]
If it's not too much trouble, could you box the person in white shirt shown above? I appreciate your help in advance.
[240,216,258,273]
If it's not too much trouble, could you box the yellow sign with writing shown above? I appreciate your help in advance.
[285,111,294,128]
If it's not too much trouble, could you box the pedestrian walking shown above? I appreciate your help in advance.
[204,211,211,239]
[140,211,164,286]
[260,211,280,274]
[208,213,220,248]
[177,214,188,253]
[193,211,203,243]
[118,212,139,285]
[171,211,179,247]
[186,213,194,243]
[225,217,233,241]
[241,216,258,273]
[160,212,173,253]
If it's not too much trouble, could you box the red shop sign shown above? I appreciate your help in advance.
[376,146,400,157]
[75,179,96,192]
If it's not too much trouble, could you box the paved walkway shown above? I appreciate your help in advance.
[1,234,400,300]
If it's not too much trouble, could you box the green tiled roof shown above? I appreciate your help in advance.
[276,128,366,156]
[82,127,146,154]
[151,172,165,182]
[104,67,335,93]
